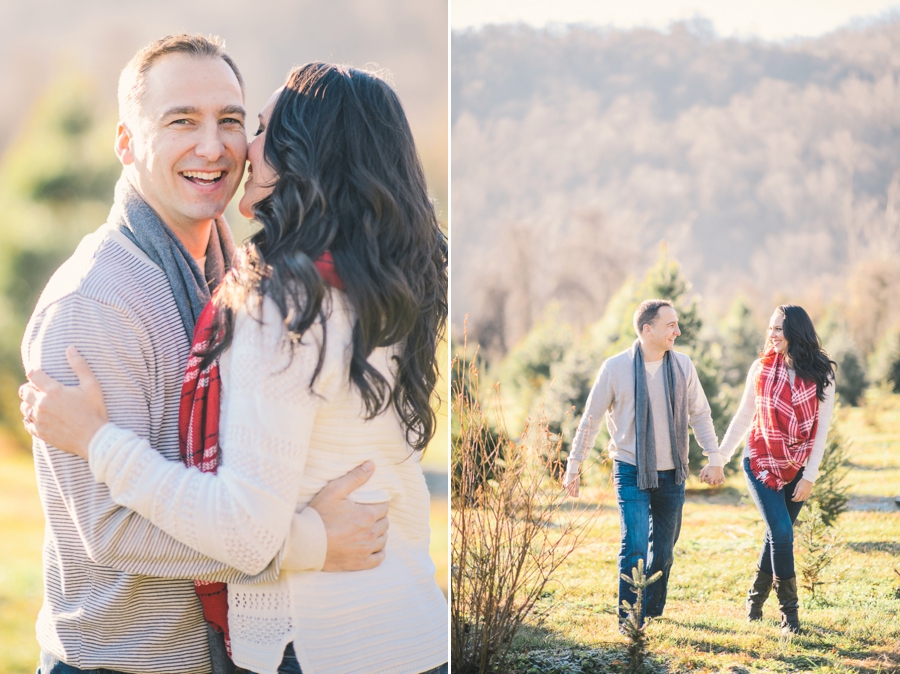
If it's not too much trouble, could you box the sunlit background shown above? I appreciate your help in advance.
[452,1,900,364]
[452,0,900,39]
[0,2,447,670]
[451,5,900,670]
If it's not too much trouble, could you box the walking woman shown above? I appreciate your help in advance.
[20,63,448,674]
[700,305,835,634]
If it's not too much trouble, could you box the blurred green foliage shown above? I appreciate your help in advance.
[0,70,120,447]
[869,327,900,394]
[819,307,868,406]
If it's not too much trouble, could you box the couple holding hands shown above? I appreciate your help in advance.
[563,299,835,636]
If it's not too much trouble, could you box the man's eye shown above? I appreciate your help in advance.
[221,117,244,126]
[171,119,192,125]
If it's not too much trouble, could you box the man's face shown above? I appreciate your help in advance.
[117,54,247,232]
[643,305,681,353]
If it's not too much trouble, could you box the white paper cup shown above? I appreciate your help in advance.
[348,488,390,505]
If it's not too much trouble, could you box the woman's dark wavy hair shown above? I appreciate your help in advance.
[764,305,836,402]
[206,63,447,452]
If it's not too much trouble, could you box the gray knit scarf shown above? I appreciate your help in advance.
[108,176,235,340]
[633,340,690,490]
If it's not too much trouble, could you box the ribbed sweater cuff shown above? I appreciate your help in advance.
[87,422,124,481]
[705,453,726,468]
[282,507,327,572]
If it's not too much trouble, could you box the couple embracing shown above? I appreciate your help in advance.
[563,299,836,635]
[18,35,447,674]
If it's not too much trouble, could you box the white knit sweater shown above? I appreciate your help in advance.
[87,293,447,674]
[711,359,835,483]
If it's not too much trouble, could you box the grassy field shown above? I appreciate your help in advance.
[0,434,44,674]
[506,393,900,674]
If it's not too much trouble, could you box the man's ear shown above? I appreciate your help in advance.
[115,122,134,165]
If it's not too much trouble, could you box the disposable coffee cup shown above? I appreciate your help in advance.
[348,488,390,505]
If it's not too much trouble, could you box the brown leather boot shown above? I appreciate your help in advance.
[773,576,801,634]
[746,567,773,621]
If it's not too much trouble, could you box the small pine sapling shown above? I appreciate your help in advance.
[619,559,662,674]
[796,502,844,601]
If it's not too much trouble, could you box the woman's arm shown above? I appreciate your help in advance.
[20,295,280,583]
[799,378,836,484]
[715,360,760,465]
[86,300,330,576]
[563,362,614,496]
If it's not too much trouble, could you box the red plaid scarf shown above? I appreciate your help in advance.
[747,349,820,491]
[178,252,344,653]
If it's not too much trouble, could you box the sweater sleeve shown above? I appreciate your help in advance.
[712,360,760,467]
[800,379,836,484]
[684,356,719,458]
[566,361,614,474]
[88,298,331,576]
[23,294,279,583]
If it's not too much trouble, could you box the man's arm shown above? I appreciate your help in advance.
[563,362,615,495]
[684,357,719,459]
[24,293,279,582]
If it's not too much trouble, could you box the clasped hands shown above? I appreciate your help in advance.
[698,464,725,486]
[563,465,728,494]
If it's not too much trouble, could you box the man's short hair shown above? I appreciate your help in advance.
[633,299,674,336]
[117,33,244,128]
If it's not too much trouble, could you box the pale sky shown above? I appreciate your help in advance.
[451,0,900,41]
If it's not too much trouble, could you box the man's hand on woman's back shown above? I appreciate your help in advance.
[309,461,390,571]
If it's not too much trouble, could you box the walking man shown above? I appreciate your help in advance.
[563,299,719,626]
[21,34,387,674]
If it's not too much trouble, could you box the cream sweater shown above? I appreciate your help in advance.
[87,293,447,674]
[712,359,835,483]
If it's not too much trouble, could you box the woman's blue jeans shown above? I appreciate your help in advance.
[743,456,806,579]
[613,460,685,622]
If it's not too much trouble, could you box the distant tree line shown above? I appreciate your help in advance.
[451,19,900,361]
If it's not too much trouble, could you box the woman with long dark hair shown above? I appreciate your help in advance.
[700,305,835,634]
[19,63,448,674]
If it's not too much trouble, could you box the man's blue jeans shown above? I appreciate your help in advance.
[614,460,685,623]
[743,457,806,579]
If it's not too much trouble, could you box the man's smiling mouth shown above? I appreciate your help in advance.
[181,170,225,186]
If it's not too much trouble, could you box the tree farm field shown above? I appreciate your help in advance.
[507,394,900,674]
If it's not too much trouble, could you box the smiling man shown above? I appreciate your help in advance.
[562,299,720,629]
[21,35,387,674]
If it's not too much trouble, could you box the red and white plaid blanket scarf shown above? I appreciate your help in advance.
[747,349,820,491]
[178,252,344,654]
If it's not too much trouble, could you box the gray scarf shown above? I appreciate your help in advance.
[633,340,690,490]
[108,176,235,340]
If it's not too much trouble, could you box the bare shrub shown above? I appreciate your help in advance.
[451,339,594,674]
